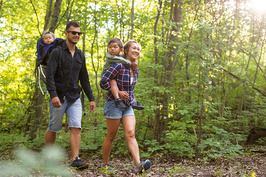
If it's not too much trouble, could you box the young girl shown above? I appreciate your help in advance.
[102,38,144,110]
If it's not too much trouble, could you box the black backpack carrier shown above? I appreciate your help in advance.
[36,38,65,95]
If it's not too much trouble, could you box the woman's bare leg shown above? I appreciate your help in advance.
[102,118,121,166]
[121,116,140,166]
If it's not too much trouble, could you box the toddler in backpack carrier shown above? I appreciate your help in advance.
[37,31,55,66]
[36,31,65,95]
[37,31,66,66]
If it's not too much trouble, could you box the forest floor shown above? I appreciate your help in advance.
[69,148,266,177]
[0,147,265,177]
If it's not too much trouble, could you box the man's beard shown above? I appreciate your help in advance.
[68,38,78,44]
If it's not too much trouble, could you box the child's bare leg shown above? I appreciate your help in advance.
[110,80,120,100]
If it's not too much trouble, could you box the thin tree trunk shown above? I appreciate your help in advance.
[30,0,41,36]
[130,0,134,39]
[90,0,100,107]
[0,0,3,10]
[29,0,63,140]
[29,61,46,140]
[252,19,265,86]
[67,0,75,22]
[154,0,162,84]
[49,0,62,33]
[153,0,183,141]
[44,0,53,31]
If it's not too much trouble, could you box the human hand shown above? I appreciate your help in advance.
[89,101,96,113]
[51,96,61,108]
[118,91,129,101]
[131,61,138,71]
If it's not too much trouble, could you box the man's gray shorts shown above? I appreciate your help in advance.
[48,98,82,132]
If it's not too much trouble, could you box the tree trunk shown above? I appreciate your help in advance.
[49,0,62,33]
[28,0,63,140]
[0,0,3,10]
[152,0,183,141]
[44,0,53,31]
[130,0,134,39]
[90,0,100,107]
[66,0,74,22]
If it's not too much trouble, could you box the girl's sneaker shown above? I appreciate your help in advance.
[135,159,151,174]
[100,163,118,174]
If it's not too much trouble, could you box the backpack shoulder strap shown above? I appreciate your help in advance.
[56,46,64,70]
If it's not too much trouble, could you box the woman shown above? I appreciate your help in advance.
[100,40,151,174]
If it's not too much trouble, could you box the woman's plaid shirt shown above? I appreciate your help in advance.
[100,63,139,106]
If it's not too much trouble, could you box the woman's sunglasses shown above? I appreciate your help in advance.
[67,31,82,36]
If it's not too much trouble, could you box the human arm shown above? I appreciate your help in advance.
[46,48,61,107]
[110,80,119,100]
[110,80,129,100]
[118,90,129,101]
[89,101,96,113]
[100,63,122,91]
[51,97,61,107]
[131,61,138,71]
[79,53,96,112]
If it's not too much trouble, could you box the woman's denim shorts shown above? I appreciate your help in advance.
[103,100,135,119]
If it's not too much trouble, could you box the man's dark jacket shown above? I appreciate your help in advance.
[46,42,95,103]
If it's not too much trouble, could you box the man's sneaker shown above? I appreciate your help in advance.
[132,100,144,110]
[135,159,151,174]
[70,157,88,169]
[100,163,118,174]
[115,98,127,109]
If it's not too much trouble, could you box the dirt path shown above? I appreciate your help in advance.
[71,153,265,177]
[1,147,265,176]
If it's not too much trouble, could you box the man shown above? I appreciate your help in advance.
[45,21,95,169]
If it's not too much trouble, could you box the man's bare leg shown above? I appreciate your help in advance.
[69,127,81,161]
[45,129,56,146]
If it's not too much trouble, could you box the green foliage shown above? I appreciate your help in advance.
[0,147,72,176]
[162,120,197,158]
[0,0,265,162]
[169,164,192,176]
[80,112,106,151]
[99,165,117,175]
[199,124,244,159]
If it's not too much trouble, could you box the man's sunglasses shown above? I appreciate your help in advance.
[67,31,82,36]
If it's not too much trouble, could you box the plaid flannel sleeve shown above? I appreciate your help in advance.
[100,63,122,91]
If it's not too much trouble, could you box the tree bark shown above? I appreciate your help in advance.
[30,0,42,36]
[67,0,74,22]
[44,0,53,31]
[130,0,134,39]
[49,0,62,33]
[90,0,100,107]
[0,0,3,10]
[153,0,183,141]
[28,0,63,140]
